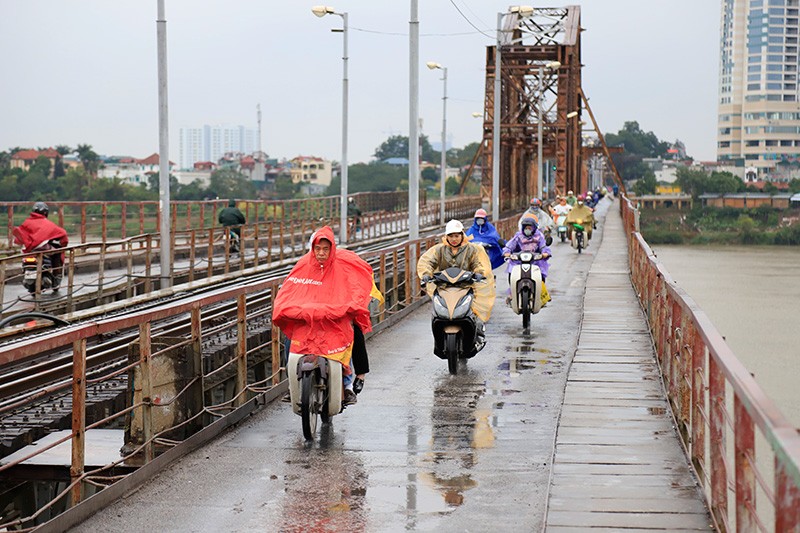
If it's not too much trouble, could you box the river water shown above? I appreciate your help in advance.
[650,244,800,429]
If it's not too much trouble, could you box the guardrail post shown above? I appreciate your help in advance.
[7,206,14,248]
[188,230,196,283]
[190,305,204,422]
[690,326,706,481]
[101,203,108,242]
[126,242,134,299]
[404,243,411,306]
[70,338,87,507]
[139,323,154,462]
[268,223,273,264]
[0,262,5,309]
[379,253,386,323]
[207,228,214,279]
[709,355,728,527]
[98,243,106,298]
[734,395,756,531]
[236,293,247,407]
[80,206,87,244]
[271,281,281,386]
[121,203,127,239]
[776,458,800,531]
[253,223,260,268]
[223,228,231,275]
[145,235,152,293]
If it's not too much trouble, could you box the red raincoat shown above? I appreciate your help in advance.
[13,213,69,252]
[272,226,374,367]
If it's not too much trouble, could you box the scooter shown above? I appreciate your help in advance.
[507,252,543,330]
[227,229,240,254]
[570,220,586,254]
[555,215,568,243]
[287,352,344,440]
[21,241,63,294]
[423,268,486,375]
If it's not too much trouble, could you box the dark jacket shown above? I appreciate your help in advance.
[218,207,245,227]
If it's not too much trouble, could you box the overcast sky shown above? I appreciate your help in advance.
[0,1,720,164]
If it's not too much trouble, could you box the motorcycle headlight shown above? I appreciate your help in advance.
[452,294,473,319]
[433,294,449,317]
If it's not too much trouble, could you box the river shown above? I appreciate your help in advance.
[649,244,800,429]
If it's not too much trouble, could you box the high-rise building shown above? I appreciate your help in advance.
[179,125,256,169]
[718,0,800,178]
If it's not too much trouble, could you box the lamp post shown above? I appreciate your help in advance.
[409,0,420,240]
[156,0,171,288]
[427,61,447,225]
[312,5,349,244]
[537,61,561,200]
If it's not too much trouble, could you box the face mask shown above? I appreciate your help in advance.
[476,218,485,226]
[523,228,533,237]
[577,201,584,206]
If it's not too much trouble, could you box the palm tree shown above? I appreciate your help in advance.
[76,144,100,177]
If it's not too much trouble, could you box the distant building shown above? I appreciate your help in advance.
[10,148,61,177]
[700,192,792,209]
[717,0,800,178]
[179,125,256,170]
[99,153,174,186]
[289,156,332,195]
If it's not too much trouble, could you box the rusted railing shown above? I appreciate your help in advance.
[1,196,480,318]
[0,229,440,530]
[0,191,428,248]
[620,195,800,531]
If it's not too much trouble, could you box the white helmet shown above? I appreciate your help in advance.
[445,219,464,235]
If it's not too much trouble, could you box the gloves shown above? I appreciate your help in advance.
[473,273,485,282]
[421,274,433,284]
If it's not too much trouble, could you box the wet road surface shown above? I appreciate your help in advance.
[73,201,622,532]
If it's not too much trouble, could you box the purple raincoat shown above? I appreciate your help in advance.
[502,228,551,279]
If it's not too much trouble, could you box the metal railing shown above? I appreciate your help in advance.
[620,195,800,532]
[0,229,444,530]
[1,191,427,248]
[1,196,479,318]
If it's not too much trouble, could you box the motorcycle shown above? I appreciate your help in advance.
[423,268,486,375]
[507,252,544,330]
[570,220,586,254]
[226,229,240,254]
[555,214,568,243]
[21,241,63,294]
[287,352,344,440]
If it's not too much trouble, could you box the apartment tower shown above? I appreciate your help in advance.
[718,0,800,178]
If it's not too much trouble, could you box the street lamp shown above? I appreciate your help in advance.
[427,61,447,224]
[312,5,349,244]
[157,0,172,288]
[537,60,560,200]
[472,111,483,118]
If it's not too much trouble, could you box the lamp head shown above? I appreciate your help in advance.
[546,61,561,69]
[509,5,534,16]
[566,111,579,119]
[426,61,442,70]
[311,5,334,17]
[472,112,483,118]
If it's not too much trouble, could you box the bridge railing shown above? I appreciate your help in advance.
[620,195,800,531]
[0,227,447,530]
[0,191,428,249]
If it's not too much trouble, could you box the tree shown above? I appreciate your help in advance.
[789,177,800,194]
[421,167,438,183]
[208,168,256,199]
[676,167,744,197]
[147,172,179,194]
[75,143,100,177]
[326,163,407,195]
[632,170,657,196]
[55,145,73,156]
[605,121,671,183]
[448,141,481,167]
[30,155,52,178]
[373,134,437,162]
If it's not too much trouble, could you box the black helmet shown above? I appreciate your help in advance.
[32,201,49,216]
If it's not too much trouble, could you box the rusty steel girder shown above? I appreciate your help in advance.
[480,6,585,211]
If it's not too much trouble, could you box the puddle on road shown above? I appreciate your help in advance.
[648,406,667,416]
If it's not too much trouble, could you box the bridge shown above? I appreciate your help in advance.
[1,5,799,532]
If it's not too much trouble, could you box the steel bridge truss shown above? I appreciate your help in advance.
[477,6,623,212]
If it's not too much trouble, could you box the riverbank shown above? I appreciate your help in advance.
[640,205,800,245]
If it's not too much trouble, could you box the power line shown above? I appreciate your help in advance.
[447,0,494,40]
[351,26,483,37]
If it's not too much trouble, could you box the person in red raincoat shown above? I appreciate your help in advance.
[273,226,378,405]
[13,202,69,284]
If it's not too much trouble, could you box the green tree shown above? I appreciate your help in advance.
[605,121,671,183]
[56,167,90,200]
[274,175,300,199]
[421,167,438,183]
[75,143,100,177]
[373,134,437,162]
[632,169,657,195]
[789,177,800,194]
[208,168,256,199]
[147,172,180,194]
[174,179,208,201]
[448,141,481,167]
[29,155,52,178]
[54,145,73,156]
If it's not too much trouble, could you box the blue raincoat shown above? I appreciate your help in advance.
[466,219,505,270]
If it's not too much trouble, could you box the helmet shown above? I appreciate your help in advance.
[32,201,49,216]
[577,194,585,201]
[567,190,574,196]
[445,219,464,235]
[529,197,542,207]
[474,208,488,219]
[520,215,538,229]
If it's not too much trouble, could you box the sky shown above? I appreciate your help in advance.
[0,1,721,165]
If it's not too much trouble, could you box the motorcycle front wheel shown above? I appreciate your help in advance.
[445,333,458,375]
[577,233,583,254]
[521,288,531,330]
[300,372,320,440]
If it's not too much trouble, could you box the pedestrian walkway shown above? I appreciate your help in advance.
[546,202,712,531]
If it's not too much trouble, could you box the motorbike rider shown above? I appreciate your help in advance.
[565,194,595,244]
[273,226,380,406]
[218,199,246,238]
[347,197,363,233]
[418,219,495,348]
[565,190,577,207]
[13,202,69,289]
[519,198,554,242]
[502,216,551,306]
[465,208,506,270]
